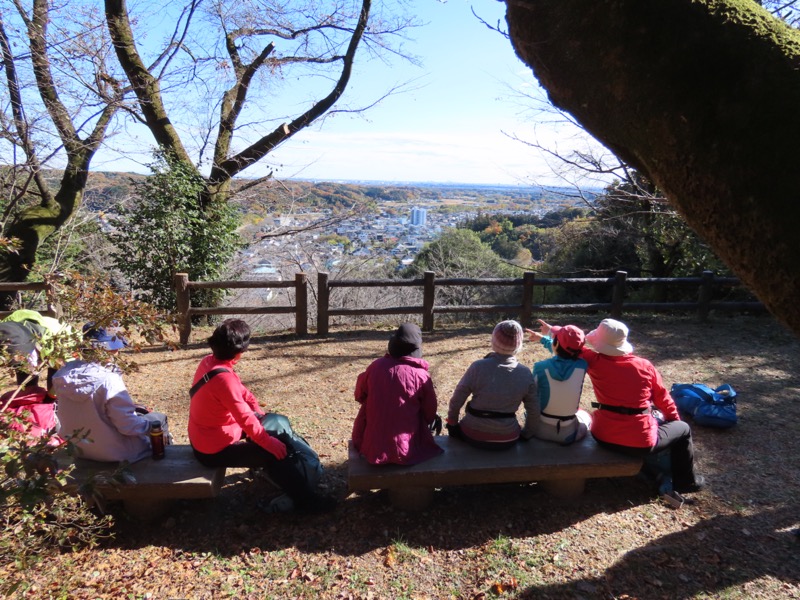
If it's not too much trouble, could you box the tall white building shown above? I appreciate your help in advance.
[410,206,427,227]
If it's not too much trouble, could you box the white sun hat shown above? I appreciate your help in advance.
[585,318,634,356]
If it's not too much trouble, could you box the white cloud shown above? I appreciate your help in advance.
[266,128,562,185]
[263,121,614,187]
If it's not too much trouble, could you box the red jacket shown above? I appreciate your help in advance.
[188,355,276,454]
[582,350,681,448]
[1,386,61,445]
[352,354,442,465]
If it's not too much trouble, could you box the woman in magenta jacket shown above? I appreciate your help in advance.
[189,319,335,513]
[352,323,443,465]
[537,318,704,497]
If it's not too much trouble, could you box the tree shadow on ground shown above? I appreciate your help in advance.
[238,325,493,396]
[246,324,494,353]
[106,468,657,558]
[91,314,799,598]
[516,505,799,599]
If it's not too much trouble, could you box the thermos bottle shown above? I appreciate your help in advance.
[149,421,165,460]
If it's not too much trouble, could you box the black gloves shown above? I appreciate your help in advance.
[429,414,443,435]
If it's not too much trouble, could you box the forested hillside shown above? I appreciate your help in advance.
[78,172,581,215]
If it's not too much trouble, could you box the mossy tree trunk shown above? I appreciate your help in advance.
[506,0,800,336]
[0,165,85,282]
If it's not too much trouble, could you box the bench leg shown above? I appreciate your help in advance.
[541,478,585,499]
[122,498,175,521]
[388,486,434,511]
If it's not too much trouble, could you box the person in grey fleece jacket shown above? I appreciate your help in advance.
[446,320,539,450]
[53,326,167,463]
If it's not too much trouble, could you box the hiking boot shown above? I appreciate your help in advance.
[257,493,295,514]
[659,490,685,509]
[675,475,706,494]
[298,493,338,514]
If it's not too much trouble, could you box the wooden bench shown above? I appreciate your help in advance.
[59,444,226,520]
[348,436,642,510]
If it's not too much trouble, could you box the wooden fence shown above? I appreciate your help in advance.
[0,281,58,320]
[315,270,764,335]
[173,273,307,345]
[171,269,763,342]
[0,271,766,343]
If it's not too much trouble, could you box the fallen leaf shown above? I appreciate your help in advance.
[383,547,396,568]
[490,578,518,594]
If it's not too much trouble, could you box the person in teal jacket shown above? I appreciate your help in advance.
[525,323,591,445]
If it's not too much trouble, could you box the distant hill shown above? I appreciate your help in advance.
[84,171,146,211]
[66,170,600,213]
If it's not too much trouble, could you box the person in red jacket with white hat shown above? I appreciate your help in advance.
[536,318,704,499]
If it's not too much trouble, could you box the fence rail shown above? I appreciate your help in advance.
[173,273,307,344]
[0,281,58,320]
[169,270,764,342]
[0,269,765,343]
[314,269,763,335]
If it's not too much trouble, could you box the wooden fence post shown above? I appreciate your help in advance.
[295,273,308,336]
[698,270,714,321]
[422,271,435,332]
[611,271,627,319]
[174,273,191,345]
[317,272,329,337]
[44,277,60,318]
[521,271,535,328]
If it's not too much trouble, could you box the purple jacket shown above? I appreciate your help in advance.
[352,354,443,465]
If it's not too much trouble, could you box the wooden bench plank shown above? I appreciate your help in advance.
[348,436,642,509]
[72,445,225,501]
[59,445,226,520]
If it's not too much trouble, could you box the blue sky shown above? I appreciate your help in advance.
[256,0,607,187]
[91,0,610,187]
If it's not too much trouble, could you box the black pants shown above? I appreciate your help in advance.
[193,440,316,506]
[595,420,699,491]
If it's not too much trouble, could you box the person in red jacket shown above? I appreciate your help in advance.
[352,323,443,465]
[188,319,335,513]
[536,318,704,498]
[0,320,61,446]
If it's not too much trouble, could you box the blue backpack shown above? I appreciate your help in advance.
[670,383,737,428]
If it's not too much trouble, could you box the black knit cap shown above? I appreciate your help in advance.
[388,323,423,358]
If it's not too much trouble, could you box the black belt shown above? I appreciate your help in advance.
[591,402,649,415]
[541,412,576,421]
[541,411,576,434]
[466,402,515,419]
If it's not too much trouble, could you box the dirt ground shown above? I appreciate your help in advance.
[3,313,800,599]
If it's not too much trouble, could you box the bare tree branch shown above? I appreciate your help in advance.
[210,0,373,182]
